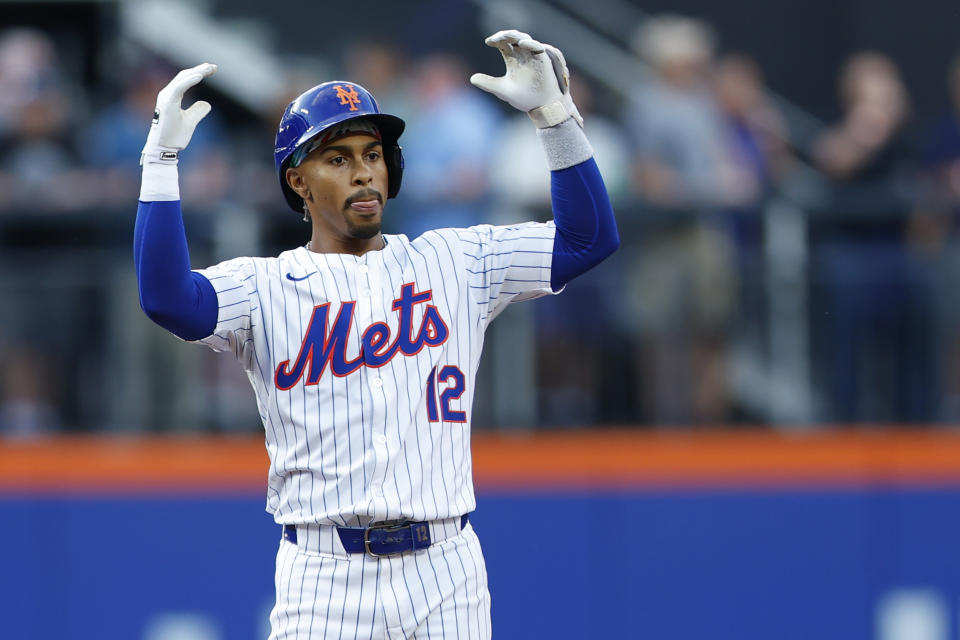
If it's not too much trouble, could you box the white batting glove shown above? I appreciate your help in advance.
[470,30,583,129]
[140,62,217,166]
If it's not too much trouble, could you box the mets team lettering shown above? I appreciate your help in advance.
[274,283,449,389]
[274,282,450,390]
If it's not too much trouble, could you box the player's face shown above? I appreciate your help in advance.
[292,133,389,242]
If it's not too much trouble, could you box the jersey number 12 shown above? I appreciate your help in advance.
[426,365,466,423]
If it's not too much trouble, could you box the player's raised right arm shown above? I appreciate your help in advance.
[134,63,219,340]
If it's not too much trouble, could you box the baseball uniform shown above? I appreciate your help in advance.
[135,30,618,639]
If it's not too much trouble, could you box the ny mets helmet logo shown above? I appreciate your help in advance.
[334,84,361,111]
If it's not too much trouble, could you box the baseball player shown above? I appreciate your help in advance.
[135,30,618,639]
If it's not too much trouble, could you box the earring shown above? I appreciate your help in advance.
[302,204,310,222]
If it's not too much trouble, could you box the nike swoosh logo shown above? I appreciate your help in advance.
[286,272,317,282]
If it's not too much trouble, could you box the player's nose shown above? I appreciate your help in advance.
[352,164,373,186]
[353,167,373,187]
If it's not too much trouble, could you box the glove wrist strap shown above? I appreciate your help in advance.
[140,145,180,167]
[528,101,570,129]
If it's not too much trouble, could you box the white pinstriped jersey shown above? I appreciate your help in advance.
[193,221,558,526]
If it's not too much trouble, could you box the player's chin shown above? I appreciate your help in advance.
[347,217,382,240]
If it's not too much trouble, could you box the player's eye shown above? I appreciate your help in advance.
[329,155,346,166]
[366,151,381,162]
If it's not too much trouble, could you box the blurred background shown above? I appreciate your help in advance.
[2,0,960,638]
[8,0,960,433]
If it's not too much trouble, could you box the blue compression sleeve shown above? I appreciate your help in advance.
[134,200,218,341]
[550,157,620,290]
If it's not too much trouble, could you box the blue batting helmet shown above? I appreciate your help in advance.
[274,81,405,212]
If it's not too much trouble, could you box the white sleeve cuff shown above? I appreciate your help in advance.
[536,118,594,171]
[139,162,180,201]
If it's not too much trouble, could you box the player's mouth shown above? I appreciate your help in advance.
[346,189,383,214]
[349,199,380,214]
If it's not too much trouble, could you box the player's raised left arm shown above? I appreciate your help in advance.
[134,63,219,340]
[471,30,619,290]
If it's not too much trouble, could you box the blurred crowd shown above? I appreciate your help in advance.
[3,13,960,436]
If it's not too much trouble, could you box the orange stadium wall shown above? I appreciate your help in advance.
[2,430,960,639]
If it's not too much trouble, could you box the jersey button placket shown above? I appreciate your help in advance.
[360,255,390,512]
[371,432,388,468]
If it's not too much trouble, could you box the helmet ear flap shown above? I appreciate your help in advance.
[386,144,404,199]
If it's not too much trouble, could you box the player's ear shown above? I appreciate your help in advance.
[286,167,311,202]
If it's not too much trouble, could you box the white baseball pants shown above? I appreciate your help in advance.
[268,520,491,639]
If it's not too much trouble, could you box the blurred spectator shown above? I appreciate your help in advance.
[712,53,795,401]
[0,345,60,438]
[80,58,231,210]
[391,53,502,237]
[78,61,168,207]
[810,51,935,421]
[713,53,792,246]
[0,28,63,138]
[813,52,911,182]
[621,15,739,424]
[0,28,97,211]
[912,52,960,419]
[912,53,960,251]
[626,16,750,208]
